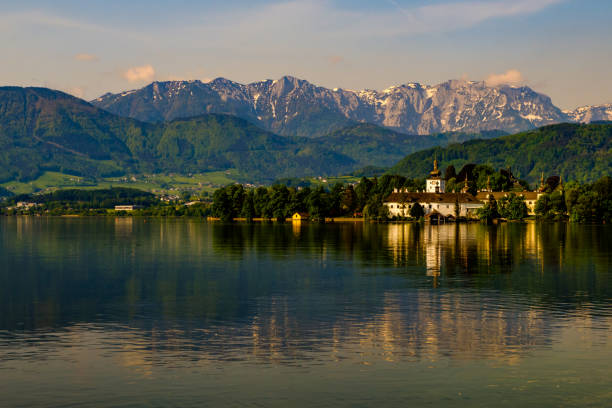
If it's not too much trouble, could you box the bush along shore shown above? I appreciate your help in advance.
[1,173,610,224]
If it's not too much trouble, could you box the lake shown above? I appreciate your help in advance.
[0,217,611,407]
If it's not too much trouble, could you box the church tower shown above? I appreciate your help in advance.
[426,159,445,193]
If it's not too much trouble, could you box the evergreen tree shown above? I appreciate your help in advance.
[410,202,425,219]
[445,165,456,181]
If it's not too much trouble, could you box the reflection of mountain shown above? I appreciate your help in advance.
[1,218,611,367]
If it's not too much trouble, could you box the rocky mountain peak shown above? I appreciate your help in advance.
[91,76,610,137]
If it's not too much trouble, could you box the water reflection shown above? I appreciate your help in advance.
[0,218,611,406]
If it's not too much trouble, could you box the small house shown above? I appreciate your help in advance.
[114,205,142,211]
[292,212,309,221]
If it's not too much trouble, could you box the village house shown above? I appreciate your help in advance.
[114,205,142,211]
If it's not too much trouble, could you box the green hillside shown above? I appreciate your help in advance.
[0,87,356,183]
[389,123,612,183]
[5,87,606,189]
[0,87,144,182]
[2,87,506,187]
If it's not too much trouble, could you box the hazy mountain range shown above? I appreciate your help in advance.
[93,76,612,137]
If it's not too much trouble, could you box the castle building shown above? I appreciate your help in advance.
[383,160,483,219]
[383,160,554,219]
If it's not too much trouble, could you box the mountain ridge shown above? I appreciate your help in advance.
[92,76,612,137]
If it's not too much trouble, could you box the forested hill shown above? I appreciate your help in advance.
[0,86,144,182]
[389,123,612,183]
[0,86,507,184]
[0,87,356,182]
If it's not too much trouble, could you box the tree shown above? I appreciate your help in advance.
[267,184,290,222]
[254,187,270,218]
[355,177,374,211]
[240,190,256,221]
[180,190,192,202]
[212,184,244,221]
[454,195,460,218]
[534,194,552,218]
[477,198,500,223]
[410,202,424,219]
[445,165,456,181]
[328,183,344,217]
[341,185,358,215]
[498,193,528,220]
[307,186,328,222]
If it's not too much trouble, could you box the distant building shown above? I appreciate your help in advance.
[384,160,484,218]
[292,212,309,221]
[383,160,560,219]
[384,190,483,218]
[114,205,142,211]
[16,202,38,209]
[6,202,39,211]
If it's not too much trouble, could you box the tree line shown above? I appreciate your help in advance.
[2,168,610,224]
[211,175,425,222]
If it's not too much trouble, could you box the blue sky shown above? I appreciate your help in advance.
[1,0,611,108]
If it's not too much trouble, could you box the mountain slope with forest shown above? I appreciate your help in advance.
[390,123,612,183]
[0,87,363,182]
[4,86,489,183]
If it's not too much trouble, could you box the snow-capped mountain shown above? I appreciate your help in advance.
[92,76,604,137]
[565,104,612,123]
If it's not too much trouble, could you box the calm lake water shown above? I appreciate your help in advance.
[0,217,611,407]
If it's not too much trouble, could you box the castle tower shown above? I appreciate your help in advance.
[426,159,445,193]
[538,172,547,192]
[461,175,470,194]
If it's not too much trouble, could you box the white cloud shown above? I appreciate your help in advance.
[408,0,565,34]
[122,65,155,83]
[74,53,98,62]
[485,69,525,87]
[326,55,344,65]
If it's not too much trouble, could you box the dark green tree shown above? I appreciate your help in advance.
[307,186,328,222]
[445,165,456,181]
[341,185,358,214]
[477,198,500,223]
[498,193,528,220]
[240,190,256,221]
[410,202,425,219]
